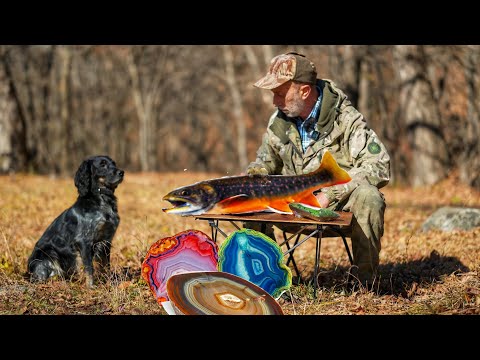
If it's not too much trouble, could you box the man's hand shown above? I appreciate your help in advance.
[315,192,330,208]
[246,167,269,176]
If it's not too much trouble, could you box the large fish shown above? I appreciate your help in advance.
[162,151,351,216]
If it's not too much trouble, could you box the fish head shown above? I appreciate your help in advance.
[162,183,217,216]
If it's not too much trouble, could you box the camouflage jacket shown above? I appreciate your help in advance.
[246,79,391,205]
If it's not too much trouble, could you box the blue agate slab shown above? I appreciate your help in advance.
[217,229,292,299]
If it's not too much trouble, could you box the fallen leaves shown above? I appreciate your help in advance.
[1,172,480,315]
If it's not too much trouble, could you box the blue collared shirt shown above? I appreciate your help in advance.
[295,85,323,152]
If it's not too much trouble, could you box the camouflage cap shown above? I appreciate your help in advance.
[254,52,317,90]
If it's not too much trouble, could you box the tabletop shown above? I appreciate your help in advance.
[193,211,352,227]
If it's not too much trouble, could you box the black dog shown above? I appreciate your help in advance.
[27,155,124,287]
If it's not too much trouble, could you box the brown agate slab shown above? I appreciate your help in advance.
[166,271,284,315]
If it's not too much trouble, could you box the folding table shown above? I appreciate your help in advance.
[192,211,353,298]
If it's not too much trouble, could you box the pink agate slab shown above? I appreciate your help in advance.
[142,229,218,303]
[166,271,284,315]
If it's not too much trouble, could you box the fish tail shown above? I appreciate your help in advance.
[315,151,351,185]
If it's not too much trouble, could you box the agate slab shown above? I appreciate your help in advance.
[166,271,284,315]
[142,230,218,304]
[217,228,291,299]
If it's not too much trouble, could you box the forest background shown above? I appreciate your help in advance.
[0,45,479,189]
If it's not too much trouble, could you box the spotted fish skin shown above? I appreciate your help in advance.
[162,151,351,215]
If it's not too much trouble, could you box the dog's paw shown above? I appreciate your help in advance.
[86,274,95,288]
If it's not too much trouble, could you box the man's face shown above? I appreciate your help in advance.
[271,81,305,118]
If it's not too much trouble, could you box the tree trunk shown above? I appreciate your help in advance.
[358,58,371,122]
[223,45,248,171]
[394,45,449,186]
[125,49,150,172]
[342,45,361,107]
[243,45,273,106]
[460,46,480,188]
[0,47,13,172]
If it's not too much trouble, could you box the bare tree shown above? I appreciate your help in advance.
[50,46,72,173]
[123,46,169,172]
[0,46,14,172]
[393,45,449,186]
[223,45,248,170]
[243,45,273,106]
[461,45,480,188]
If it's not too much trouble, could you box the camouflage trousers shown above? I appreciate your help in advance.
[244,184,386,284]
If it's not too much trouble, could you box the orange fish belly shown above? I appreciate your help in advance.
[209,188,321,214]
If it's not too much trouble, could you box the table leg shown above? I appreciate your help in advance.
[282,229,319,255]
[325,228,353,265]
[313,225,323,299]
[282,232,301,280]
[207,220,229,243]
[208,220,216,242]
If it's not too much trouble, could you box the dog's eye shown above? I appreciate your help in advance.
[100,160,107,167]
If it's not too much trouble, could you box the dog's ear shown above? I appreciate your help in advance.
[74,159,92,196]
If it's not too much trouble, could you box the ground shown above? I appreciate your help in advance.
[0,171,479,315]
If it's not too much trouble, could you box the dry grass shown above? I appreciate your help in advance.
[1,171,479,315]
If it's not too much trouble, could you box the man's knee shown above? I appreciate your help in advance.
[352,184,385,211]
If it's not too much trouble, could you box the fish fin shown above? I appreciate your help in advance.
[266,206,292,214]
[266,200,292,213]
[294,190,322,207]
[312,151,351,185]
[214,196,269,214]
[217,194,249,203]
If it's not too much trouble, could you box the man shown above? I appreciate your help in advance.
[246,51,390,286]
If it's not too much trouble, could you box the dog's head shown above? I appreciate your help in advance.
[74,155,124,197]
[28,258,62,282]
